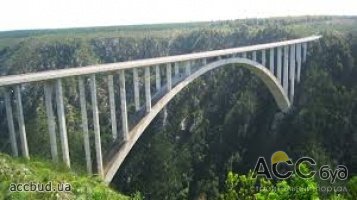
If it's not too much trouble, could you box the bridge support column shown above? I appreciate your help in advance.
[174,62,179,77]
[44,82,58,162]
[162,107,168,127]
[302,43,307,62]
[163,63,172,128]
[108,75,118,139]
[242,52,247,58]
[269,48,274,74]
[155,65,161,91]
[145,67,151,112]
[55,79,70,167]
[262,50,266,66]
[185,61,191,77]
[89,75,103,176]
[230,55,235,67]
[252,51,257,62]
[166,64,172,90]
[4,89,18,157]
[78,77,92,174]
[119,71,129,141]
[202,58,207,65]
[283,46,289,94]
[296,44,302,82]
[133,68,140,111]
[289,45,296,101]
[15,85,29,159]
[277,47,282,83]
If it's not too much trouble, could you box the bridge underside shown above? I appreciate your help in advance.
[103,58,290,183]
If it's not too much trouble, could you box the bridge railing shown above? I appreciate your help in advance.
[0,35,321,177]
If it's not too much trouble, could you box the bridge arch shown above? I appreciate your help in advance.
[104,57,290,183]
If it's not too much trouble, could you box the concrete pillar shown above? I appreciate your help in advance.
[133,68,140,111]
[144,67,151,112]
[161,64,170,128]
[307,42,312,56]
[252,51,257,62]
[277,47,282,83]
[242,52,247,58]
[202,58,207,65]
[166,63,172,90]
[108,74,118,139]
[230,55,235,67]
[155,65,161,91]
[55,79,70,167]
[162,107,168,127]
[262,50,266,66]
[289,45,295,81]
[14,85,29,159]
[119,71,129,141]
[302,43,307,62]
[44,83,58,162]
[174,63,179,77]
[78,77,92,174]
[283,46,289,94]
[185,61,191,76]
[4,90,18,157]
[191,60,196,70]
[269,48,274,74]
[296,43,302,82]
[89,75,103,176]
[289,44,296,101]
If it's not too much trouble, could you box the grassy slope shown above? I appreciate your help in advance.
[0,153,128,200]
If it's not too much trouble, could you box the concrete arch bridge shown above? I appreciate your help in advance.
[0,35,321,183]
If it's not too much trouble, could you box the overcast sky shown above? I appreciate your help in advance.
[0,0,356,31]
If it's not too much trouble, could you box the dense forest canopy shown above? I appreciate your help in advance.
[0,16,356,199]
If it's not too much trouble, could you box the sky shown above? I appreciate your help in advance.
[0,0,356,31]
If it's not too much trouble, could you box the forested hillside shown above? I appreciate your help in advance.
[0,16,356,199]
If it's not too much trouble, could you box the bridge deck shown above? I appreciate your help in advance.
[0,35,321,87]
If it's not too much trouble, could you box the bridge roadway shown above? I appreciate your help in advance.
[0,35,321,183]
[0,36,320,87]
